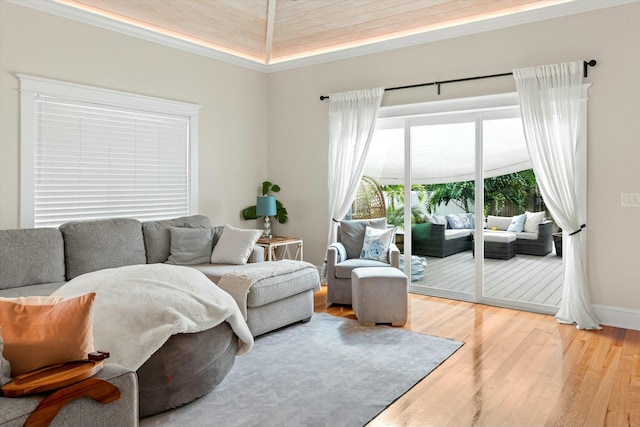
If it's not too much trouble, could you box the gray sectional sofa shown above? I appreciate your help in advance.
[0,215,320,424]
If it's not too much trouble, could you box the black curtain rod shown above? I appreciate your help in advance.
[319,59,597,101]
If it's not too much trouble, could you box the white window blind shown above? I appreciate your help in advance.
[19,75,200,228]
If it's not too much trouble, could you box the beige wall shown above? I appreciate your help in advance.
[267,3,640,312]
[0,1,268,230]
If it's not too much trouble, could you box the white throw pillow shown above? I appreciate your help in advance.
[360,226,394,263]
[524,211,546,233]
[210,225,263,265]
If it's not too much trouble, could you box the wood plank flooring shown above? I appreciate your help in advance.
[410,251,563,306]
[314,288,640,427]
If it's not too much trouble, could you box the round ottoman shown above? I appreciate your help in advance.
[351,267,408,326]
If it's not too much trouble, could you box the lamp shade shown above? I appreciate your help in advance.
[256,196,277,217]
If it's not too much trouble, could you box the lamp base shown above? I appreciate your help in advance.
[262,216,272,238]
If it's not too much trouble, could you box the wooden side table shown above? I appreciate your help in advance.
[256,236,303,261]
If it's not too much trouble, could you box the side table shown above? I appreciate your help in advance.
[256,236,303,261]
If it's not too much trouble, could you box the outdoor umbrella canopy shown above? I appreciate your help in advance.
[363,117,531,185]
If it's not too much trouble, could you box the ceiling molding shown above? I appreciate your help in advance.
[10,0,639,74]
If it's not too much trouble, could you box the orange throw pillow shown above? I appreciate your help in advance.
[0,293,95,376]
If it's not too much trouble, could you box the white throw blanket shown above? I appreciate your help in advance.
[54,264,254,371]
[217,260,317,320]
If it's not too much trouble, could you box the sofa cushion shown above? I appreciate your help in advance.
[142,215,212,264]
[0,228,65,290]
[507,213,527,232]
[446,213,472,229]
[334,258,392,279]
[60,218,146,280]
[0,293,95,376]
[360,226,394,262]
[339,218,387,260]
[167,227,215,265]
[444,229,472,240]
[486,215,512,231]
[193,263,320,307]
[210,225,263,265]
[524,211,546,233]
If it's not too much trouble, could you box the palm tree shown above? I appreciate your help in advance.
[380,184,428,228]
[426,181,475,213]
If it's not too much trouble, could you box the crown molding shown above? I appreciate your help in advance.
[10,0,639,74]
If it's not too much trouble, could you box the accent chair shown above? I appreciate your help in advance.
[325,218,400,305]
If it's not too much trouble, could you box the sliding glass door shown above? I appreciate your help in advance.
[363,92,572,314]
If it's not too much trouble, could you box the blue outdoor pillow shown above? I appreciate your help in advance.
[446,213,471,229]
[507,213,527,232]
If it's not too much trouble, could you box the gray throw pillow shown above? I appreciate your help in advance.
[0,327,12,386]
[339,218,387,259]
[166,227,215,265]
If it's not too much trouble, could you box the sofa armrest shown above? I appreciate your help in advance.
[248,245,265,263]
[0,363,139,427]
[326,242,346,280]
[388,243,400,268]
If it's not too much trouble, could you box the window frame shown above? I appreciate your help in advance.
[18,74,200,228]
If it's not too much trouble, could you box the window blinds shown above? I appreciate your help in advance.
[33,96,190,227]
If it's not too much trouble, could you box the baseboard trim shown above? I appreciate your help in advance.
[592,304,640,331]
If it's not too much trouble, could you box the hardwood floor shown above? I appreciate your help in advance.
[314,287,640,426]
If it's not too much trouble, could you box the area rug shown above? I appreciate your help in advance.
[141,313,463,427]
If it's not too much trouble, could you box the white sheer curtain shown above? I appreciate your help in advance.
[513,61,600,329]
[326,87,385,247]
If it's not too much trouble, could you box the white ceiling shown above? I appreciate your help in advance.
[17,0,637,72]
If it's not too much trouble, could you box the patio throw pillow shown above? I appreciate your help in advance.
[360,226,394,263]
[210,224,263,265]
[524,211,546,233]
[0,328,11,386]
[167,226,215,265]
[0,293,95,376]
[507,213,527,232]
[446,213,471,229]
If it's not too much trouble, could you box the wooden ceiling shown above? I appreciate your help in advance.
[56,0,577,65]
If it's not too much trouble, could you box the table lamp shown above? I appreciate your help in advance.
[256,195,277,237]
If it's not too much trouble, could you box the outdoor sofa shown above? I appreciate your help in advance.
[411,212,553,258]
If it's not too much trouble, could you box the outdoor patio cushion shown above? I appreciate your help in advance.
[445,229,472,240]
[486,215,512,231]
[524,211,546,233]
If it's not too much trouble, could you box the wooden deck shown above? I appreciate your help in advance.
[409,249,564,307]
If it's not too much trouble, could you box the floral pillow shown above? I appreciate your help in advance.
[360,226,394,263]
